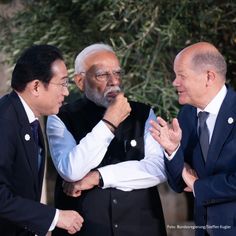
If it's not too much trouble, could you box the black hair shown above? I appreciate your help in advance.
[11,44,64,92]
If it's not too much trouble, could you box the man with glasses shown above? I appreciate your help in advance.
[0,45,84,235]
[46,43,167,236]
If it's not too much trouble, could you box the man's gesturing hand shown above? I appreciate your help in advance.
[150,117,182,155]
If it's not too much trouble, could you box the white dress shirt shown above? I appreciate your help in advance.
[46,109,167,191]
[197,85,227,142]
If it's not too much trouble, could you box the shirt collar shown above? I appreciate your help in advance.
[17,94,38,123]
[197,85,227,116]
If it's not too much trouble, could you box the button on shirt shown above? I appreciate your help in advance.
[46,109,167,191]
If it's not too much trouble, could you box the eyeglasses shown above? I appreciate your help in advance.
[49,80,69,89]
[94,70,124,82]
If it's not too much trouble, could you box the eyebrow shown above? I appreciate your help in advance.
[95,68,122,72]
[61,76,69,80]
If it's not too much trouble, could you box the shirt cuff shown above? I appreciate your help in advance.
[193,182,196,197]
[97,165,116,188]
[48,209,59,231]
[164,144,180,161]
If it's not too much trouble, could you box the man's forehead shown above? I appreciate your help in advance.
[84,51,119,65]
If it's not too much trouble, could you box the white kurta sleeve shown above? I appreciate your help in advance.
[46,115,114,182]
[98,109,167,191]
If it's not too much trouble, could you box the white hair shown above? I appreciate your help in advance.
[74,43,114,74]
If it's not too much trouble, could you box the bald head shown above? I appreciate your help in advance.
[175,42,227,78]
[173,42,227,109]
[178,42,218,55]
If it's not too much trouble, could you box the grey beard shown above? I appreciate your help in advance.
[85,85,121,108]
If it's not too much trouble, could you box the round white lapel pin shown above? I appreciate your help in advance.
[24,134,30,141]
[130,139,137,147]
[228,117,234,124]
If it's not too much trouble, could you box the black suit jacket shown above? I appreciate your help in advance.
[165,87,236,236]
[0,91,56,236]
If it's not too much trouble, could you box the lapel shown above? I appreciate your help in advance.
[180,106,207,176]
[9,91,45,196]
[206,87,236,174]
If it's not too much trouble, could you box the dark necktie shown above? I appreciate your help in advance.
[30,120,41,169]
[30,120,40,146]
[198,111,210,161]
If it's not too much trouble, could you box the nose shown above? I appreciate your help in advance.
[63,86,69,96]
[107,73,120,86]
[172,77,179,87]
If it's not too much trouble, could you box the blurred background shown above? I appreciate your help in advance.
[0,1,236,235]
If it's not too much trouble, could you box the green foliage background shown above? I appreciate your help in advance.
[0,0,236,119]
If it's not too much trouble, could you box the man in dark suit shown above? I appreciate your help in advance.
[150,42,236,236]
[46,43,167,236]
[0,45,83,236]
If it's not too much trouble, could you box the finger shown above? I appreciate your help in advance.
[149,119,160,130]
[68,216,84,233]
[172,118,180,132]
[70,190,82,198]
[188,168,197,177]
[192,170,198,178]
[78,214,84,223]
[68,227,77,234]
[73,222,82,232]
[64,183,75,195]
[149,127,161,141]
[157,116,167,127]
[184,186,193,192]
[62,182,69,194]
[184,162,191,170]
[182,166,188,178]
[115,92,125,100]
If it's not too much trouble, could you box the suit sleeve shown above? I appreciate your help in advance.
[165,106,196,193]
[194,173,236,206]
[164,146,186,193]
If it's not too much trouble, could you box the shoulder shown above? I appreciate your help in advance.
[176,105,198,140]
[225,86,236,101]
[0,103,18,141]
[0,94,16,122]
[178,105,197,128]
[178,105,196,117]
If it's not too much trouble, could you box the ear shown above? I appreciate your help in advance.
[206,70,216,86]
[74,74,85,92]
[29,80,40,96]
